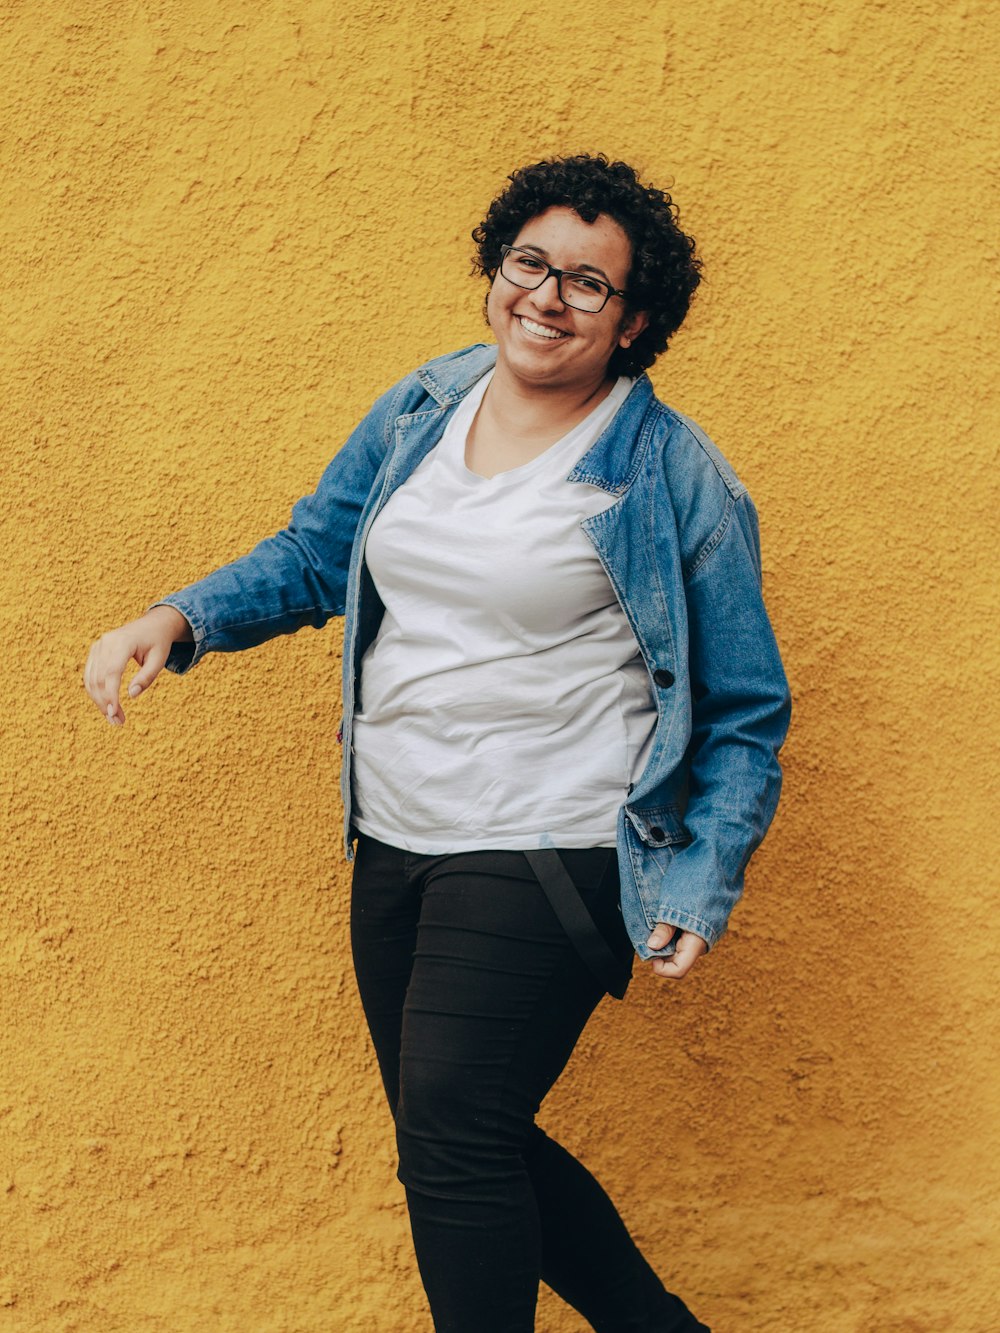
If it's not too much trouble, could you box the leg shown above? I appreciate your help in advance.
[349,833,422,1114]
[393,848,607,1333]
[524,1127,711,1333]
[350,837,709,1333]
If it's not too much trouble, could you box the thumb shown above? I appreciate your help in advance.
[647,922,677,951]
[128,641,170,697]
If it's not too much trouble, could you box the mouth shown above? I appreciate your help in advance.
[515,315,570,342]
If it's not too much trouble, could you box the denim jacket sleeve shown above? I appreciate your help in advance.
[149,375,413,674]
[655,490,792,947]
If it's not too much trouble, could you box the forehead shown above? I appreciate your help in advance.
[512,206,632,281]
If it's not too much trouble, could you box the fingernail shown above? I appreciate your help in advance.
[128,682,141,697]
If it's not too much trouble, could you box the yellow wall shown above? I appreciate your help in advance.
[2,2,996,1329]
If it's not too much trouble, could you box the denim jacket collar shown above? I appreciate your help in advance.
[415,342,657,498]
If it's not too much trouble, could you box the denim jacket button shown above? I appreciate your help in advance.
[653,668,674,688]
[649,825,666,840]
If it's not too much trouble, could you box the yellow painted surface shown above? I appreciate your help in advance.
[2,2,997,1329]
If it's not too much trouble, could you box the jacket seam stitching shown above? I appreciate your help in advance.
[655,907,717,943]
[684,491,737,579]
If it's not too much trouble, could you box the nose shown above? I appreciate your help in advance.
[528,272,566,311]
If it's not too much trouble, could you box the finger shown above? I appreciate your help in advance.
[674,930,707,962]
[94,634,138,726]
[649,932,707,981]
[646,922,676,951]
[101,662,127,725]
[650,953,696,980]
[83,643,121,723]
[128,640,170,697]
[84,643,104,701]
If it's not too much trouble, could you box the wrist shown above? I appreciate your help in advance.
[144,602,194,643]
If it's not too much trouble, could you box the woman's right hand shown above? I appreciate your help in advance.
[83,604,193,727]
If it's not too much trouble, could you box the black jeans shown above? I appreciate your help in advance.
[350,833,711,1333]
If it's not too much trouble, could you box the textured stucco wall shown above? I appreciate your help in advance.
[2,2,997,1330]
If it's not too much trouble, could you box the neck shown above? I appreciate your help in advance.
[485,360,616,442]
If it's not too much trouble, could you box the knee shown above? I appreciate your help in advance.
[394,1058,520,1195]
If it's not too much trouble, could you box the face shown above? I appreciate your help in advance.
[486,206,649,393]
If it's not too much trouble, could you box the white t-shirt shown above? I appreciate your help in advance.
[350,368,657,852]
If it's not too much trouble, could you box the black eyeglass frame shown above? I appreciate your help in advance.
[498,244,629,313]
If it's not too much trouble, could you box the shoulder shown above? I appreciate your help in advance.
[645,394,748,502]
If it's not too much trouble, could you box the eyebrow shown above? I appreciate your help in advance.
[515,243,615,285]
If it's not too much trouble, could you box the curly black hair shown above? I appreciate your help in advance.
[471,153,702,378]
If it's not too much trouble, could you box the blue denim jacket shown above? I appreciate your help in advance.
[155,342,791,960]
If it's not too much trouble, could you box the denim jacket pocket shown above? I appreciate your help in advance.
[625,804,691,849]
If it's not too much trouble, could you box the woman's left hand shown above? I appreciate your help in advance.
[646,923,707,980]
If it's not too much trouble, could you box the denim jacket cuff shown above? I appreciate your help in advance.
[653,905,719,951]
[629,908,719,962]
[146,598,209,675]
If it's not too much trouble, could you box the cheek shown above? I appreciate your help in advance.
[595,319,624,353]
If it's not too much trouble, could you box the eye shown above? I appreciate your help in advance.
[513,254,544,270]
[566,274,604,294]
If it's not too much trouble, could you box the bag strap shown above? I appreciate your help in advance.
[523,849,628,998]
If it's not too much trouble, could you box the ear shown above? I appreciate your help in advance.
[618,309,649,350]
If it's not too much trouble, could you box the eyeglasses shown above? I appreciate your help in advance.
[498,244,628,314]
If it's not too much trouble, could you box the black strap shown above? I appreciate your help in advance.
[523,849,628,998]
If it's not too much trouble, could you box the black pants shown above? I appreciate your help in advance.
[350,833,711,1333]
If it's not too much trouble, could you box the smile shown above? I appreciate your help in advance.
[516,315,569,341]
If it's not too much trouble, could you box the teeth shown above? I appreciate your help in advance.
[519,316,565,340]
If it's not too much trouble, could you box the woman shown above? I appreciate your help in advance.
[84,153,791,1332]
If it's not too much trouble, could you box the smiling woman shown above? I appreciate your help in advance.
[496,211,642,366]
[83,153,790,1332]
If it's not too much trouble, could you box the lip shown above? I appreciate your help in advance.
[514,314,571,342]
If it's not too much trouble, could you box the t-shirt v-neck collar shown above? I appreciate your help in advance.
[447,370,633,489]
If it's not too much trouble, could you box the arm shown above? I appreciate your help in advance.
[83,373,412,725]
[655,491,792,950]
[148,374,410,674]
